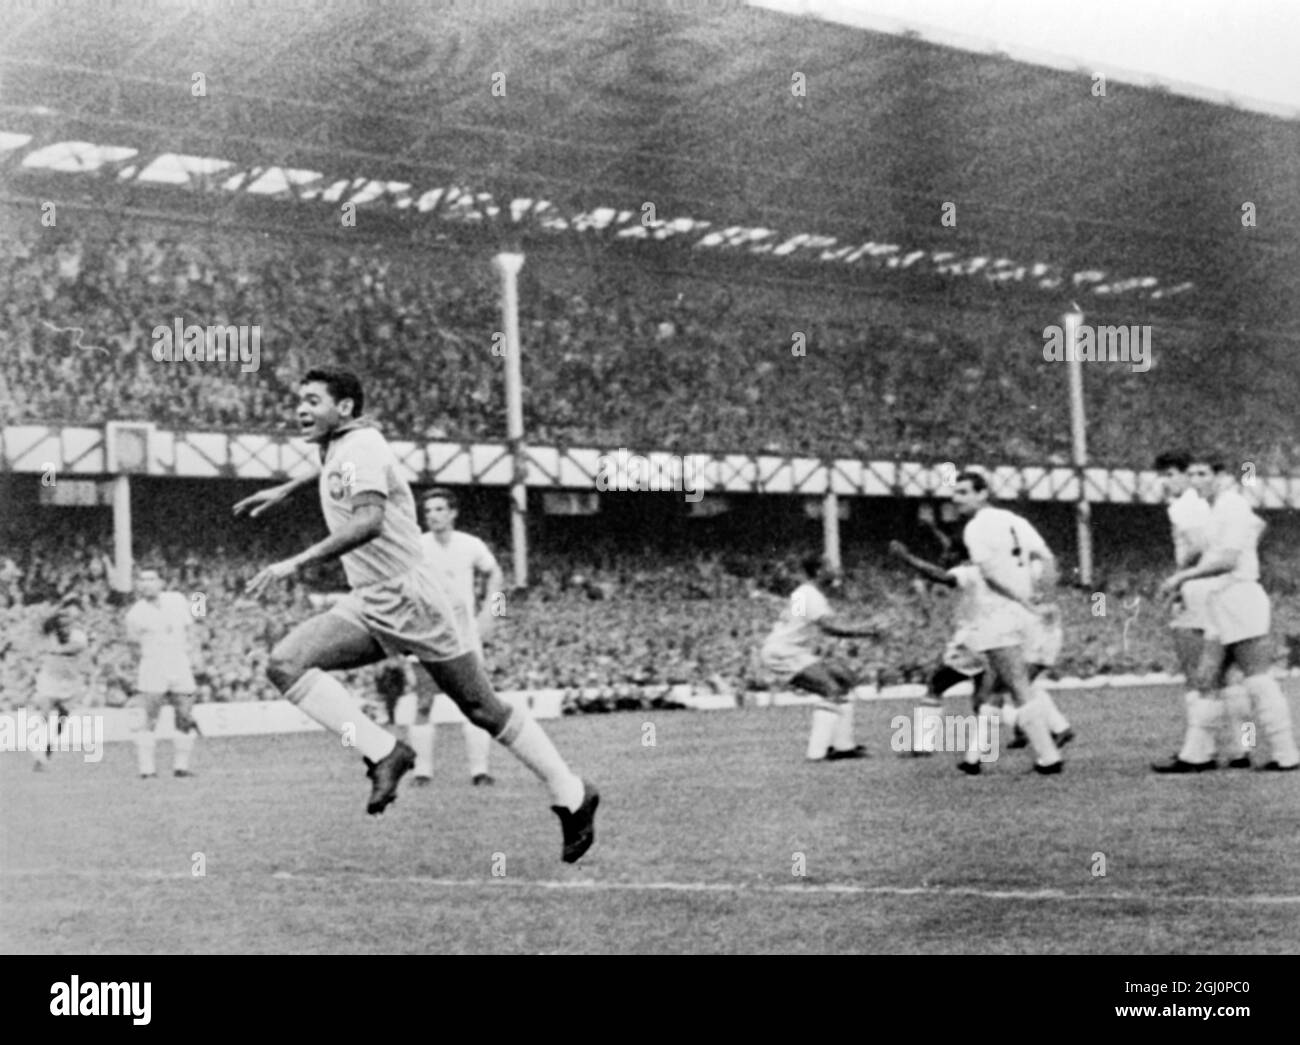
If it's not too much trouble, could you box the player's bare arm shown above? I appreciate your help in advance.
[888,540,958,587]
[233,469,321,518]
[247,494,385,595]
[476,560,506,641]
[816,614,881,639]
[1160,546,1238,598]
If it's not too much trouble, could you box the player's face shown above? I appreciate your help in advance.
[296,381,352,442]
[951,480,985,517]
[1186,462,1215,499]
[1159,467,1187,499]
[137,571,163,599]
[424,498,455,534]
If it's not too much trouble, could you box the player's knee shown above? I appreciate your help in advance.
[463,699,510,735]
[266,648,305,692]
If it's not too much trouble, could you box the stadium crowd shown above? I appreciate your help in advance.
[5,509,1299,716]
[5,210,1300,469]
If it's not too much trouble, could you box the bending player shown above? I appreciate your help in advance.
[125,568,203,778]
[235,367,598,861]
[1155,458,1298,772]
[949,469,1066,775]
[759,552,878,761]
[30,595,89,771]
[406,488,504,788]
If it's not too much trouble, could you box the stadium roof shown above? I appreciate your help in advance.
[2,0,1298,332]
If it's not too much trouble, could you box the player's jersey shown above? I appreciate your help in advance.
[761,582,829,676]
[421,531,497,615]
[1167,488,1210,567]
[961,506,1050,606]
[318,422,424,589]
[37,627,91,687]
[1204,486,1263,582]
[125,592,193,674]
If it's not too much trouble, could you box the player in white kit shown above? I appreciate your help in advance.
[950,470,1066,774]
[125,569,202,778]
[760,552,878,761]
[235,368,598,861]
[407,488,505,787]
[1153,451,1250,770]
[1155,458,1298,772]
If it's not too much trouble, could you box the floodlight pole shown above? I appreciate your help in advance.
[1064,308,1093,587]
[493,252,529,589]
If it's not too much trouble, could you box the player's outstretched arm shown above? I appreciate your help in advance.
[233,470,320,518]
[246,497,384,596]
[817,616,881,639]
[888,540,957,587]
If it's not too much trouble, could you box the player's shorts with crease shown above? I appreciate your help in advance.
[1022,605,1063,666]
[966,600,1035,653]
[1170,576,1229,631]
[1205,579,1270,646]
[330,564,472,663]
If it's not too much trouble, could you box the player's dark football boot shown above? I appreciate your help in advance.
[825,745,868,760]
[1227,755,1252,769]
[364,740,416,815]
[1033,760,1064,775]
[471,773,495,786]
[174,769,196,778]
[1259,760,1299,772]
[552,780,599,863]
[1052,728,1075,749]
[1151,755,1217,774]
[1006,727,1028,749]
[957,759,981,776]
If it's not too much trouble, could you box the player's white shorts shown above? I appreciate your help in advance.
[1205,579,1270,646]
[966,600,1035,653]
[942,629,986,677]
[759,646,819,684]
[137,663,196,695]
[1022,604,1063,667]
[1170,576,1229,632]
[33,671,74,706]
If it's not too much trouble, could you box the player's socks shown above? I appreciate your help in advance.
[1221,684,1252,759]
[806,707,839,760]
[1033,685,1069,733]
[1245,674,1300,768]
[288,668,397,762]
[915,702,944,753]
[967,702,998,762]
[408,722,435,778]
[464,723,492,778]
[135,730,157,776]
[497,706,584,810]
[1178,696,1221,764]
[1017,695,1061,767]
[1000,702,1018,732]
[830,697,856,750]
[173,730,196,772]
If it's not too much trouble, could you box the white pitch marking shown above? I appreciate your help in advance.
[4,867,1300,905]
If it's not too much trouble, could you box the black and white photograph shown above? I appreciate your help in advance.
[1,0,1298,981]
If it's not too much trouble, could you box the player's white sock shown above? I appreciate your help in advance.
[915,702,944,753]
[498,707,584,810]
[1245,674,1300,767]
[830,697,856,751]
[288,668,397,763]
[806,707,839,760]
[135,730,157,776]
[1033,684,1069,733]
[1178,696,1221,764]
[966,703,998,763]
[1221,684,1251,758]
[408,722,435,778]
[1183,689,1200,712]
[173,730,196,772]
[1017,695,1061,767]
[999,702,1018,732]
[464,723,492,778]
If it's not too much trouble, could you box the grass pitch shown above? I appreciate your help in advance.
[3,684,1298,954]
